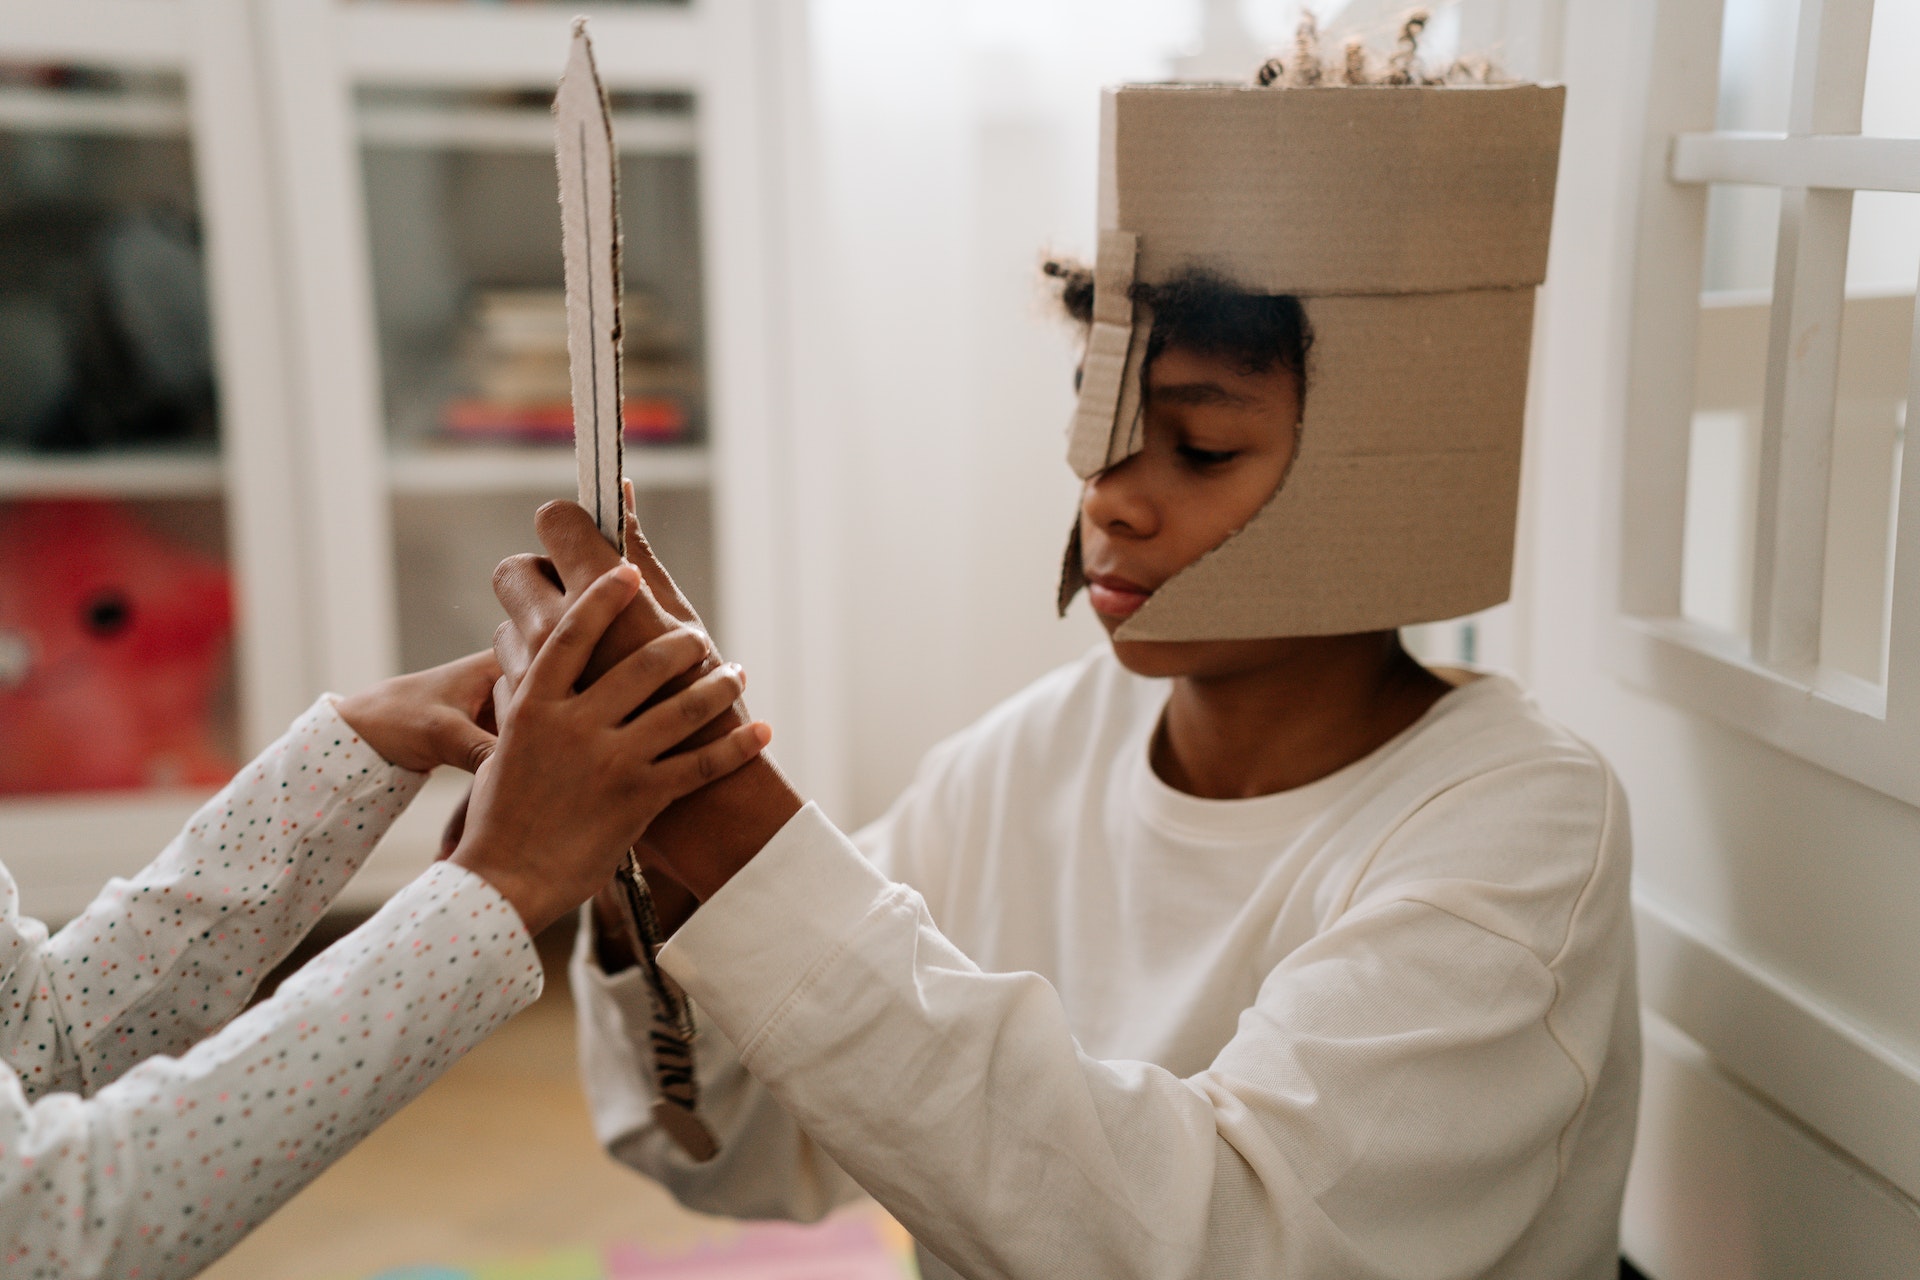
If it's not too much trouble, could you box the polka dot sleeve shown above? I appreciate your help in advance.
[0,697,428,1100]
[0,860,542,1280]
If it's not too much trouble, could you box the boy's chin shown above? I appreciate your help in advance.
[1106,634,1267,680]
[1108,637,1198,679]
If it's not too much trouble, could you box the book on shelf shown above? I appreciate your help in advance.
[440,286,697,447]
[439,395,686,444]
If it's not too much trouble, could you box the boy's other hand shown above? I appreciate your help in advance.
[336,650,502,775]
[452,564,771,936]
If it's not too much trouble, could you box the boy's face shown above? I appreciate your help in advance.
[1077,343,1304,679]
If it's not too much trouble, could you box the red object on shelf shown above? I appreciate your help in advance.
[439,396,687,444]
[0,498,236,796]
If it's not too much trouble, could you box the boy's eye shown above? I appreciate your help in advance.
[1177,445,1240,468]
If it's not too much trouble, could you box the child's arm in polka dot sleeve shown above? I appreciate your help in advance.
[0,697,429,1100]
[0,858,543,1280]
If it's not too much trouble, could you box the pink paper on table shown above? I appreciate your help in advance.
[603,1215,914,1280]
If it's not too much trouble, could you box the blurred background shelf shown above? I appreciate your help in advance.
[0,0,189,68]
[341,3,702,89]
[0,450,224,497]
[0,774,470,921]
[385,443,709,494]
[357,102,695,153]
[0,791,215,922]
[0,83,187,135]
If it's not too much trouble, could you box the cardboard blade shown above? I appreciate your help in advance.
[555,19,625,551]
[551,19,716,1165]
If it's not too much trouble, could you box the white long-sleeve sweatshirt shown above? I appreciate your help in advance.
[0,698,543,1279]
[575,650,1639,1280]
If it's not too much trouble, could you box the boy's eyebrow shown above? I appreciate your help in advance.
[1148,380,1257,407]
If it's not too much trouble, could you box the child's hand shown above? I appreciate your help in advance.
[491,499,805,903]
[451,563,771,936]
[335,651,502,774]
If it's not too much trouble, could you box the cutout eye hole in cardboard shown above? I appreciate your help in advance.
[1059,79,1566,643]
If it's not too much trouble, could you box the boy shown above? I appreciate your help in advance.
[496,48,1635,1280]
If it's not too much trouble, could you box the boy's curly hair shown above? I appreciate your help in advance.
[1256,10,1504,89]
[1043,259,1314,390]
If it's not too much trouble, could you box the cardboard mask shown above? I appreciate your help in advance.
[1059,81,1566,640]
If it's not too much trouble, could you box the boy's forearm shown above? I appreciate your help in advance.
[647,760,803,901]
[574,636,800,902]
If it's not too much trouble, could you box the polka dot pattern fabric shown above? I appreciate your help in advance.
[0,698,543,1279]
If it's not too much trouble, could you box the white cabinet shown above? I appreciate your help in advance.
[0,0,838,920]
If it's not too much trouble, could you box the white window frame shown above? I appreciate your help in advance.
[1615,0,1920,805]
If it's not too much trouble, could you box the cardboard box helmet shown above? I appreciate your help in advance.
[1059,80,1566,640]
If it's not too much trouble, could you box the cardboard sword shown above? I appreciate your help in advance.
[555,19,717,1162]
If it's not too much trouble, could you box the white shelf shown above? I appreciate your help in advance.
[341,3,705,90]
[0,85,188,137]
[386,443,710,495]
[2,789,212,926]
[0,774,460,924]
[358,102,695,153]
[0,451,225,498]
[0,1,189,70]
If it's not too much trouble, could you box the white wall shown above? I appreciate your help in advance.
[804,1,1194,823]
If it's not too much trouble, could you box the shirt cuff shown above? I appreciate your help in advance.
[658,801,900,1061]
[317,693,432,787]
[572,906,661,1030]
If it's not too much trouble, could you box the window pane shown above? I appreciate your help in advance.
[1861,0,1920,138]
[1715,0,1801,133]
[1683,185,1780,638]
[1818,192,1919,685]
[1702,183,1781,293]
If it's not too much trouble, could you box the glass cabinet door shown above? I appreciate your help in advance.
[0,64,240,800]
[0,4,319,920]
[357,85,718,674]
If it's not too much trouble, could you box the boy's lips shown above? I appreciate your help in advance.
[1085,572,1153,619]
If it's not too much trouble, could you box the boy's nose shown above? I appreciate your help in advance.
[1081,457,1160,540]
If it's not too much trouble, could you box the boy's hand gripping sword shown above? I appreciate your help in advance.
[555,19,716,1162]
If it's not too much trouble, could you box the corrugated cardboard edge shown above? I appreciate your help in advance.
[1110,309,1153,467]
[1066,230,1140,479]
[556,20,626,550]
[1108,82,1566,296]
[1057,515,1087,616]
